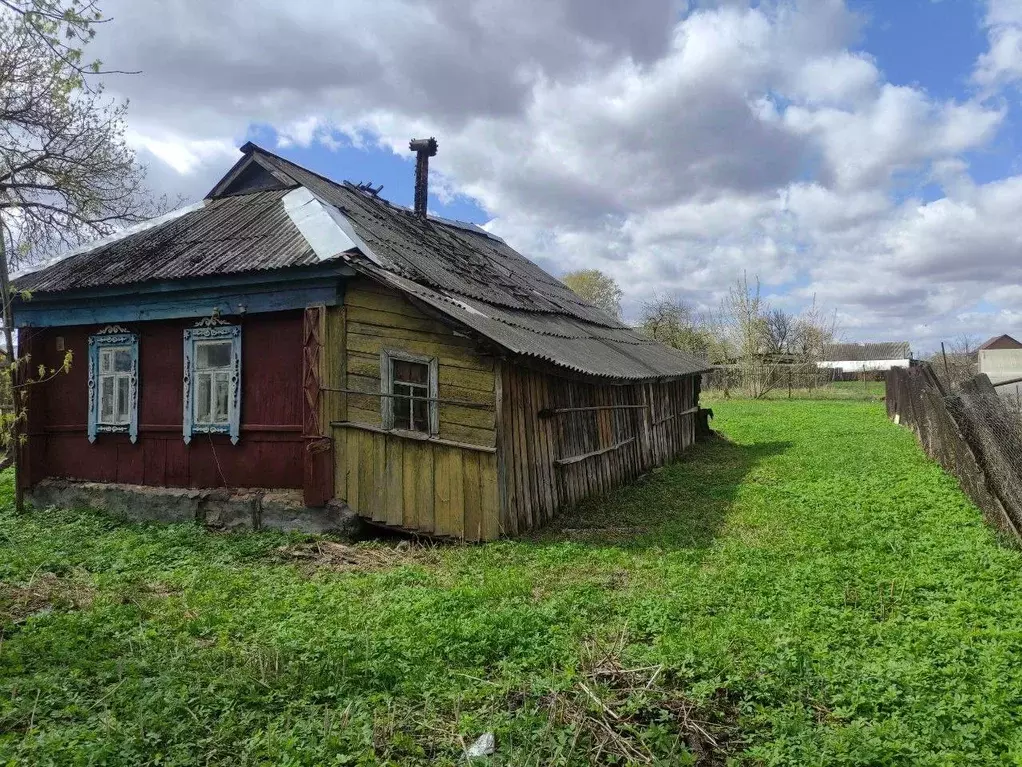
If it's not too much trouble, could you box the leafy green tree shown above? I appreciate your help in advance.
[0,1,155,509]
[561,269,623,319]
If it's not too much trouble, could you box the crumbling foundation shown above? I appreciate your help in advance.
[27,479,363,538]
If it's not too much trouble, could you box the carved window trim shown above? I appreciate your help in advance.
[87,326,139,444]
[183,319,242,445]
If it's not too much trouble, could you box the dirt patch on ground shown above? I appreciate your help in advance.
[273,540,443,573]
[0,571,95,626]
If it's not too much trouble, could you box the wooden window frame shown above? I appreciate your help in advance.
[380,349,439,436]
[87,327,139,443]
[183,320,242,445]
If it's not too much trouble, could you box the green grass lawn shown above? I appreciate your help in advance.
[4,400,1022,765]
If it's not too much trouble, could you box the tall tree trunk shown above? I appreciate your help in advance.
[0,232,24,513]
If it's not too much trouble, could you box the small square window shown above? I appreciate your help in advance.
[392,360,430,432]
[382,351,437,435]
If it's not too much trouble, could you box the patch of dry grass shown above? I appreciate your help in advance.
[273,539,444,573]
[0,570,95,625]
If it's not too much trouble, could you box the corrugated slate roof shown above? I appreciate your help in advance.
[360,263,709,380]
[821,342,911,362]
[15,189,317,292]
[13,144,709,380]
[249,148,620,329]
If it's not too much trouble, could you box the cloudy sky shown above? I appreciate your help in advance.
[87,0,1022,352]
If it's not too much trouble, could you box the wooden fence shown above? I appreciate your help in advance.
[887,363,1022,541]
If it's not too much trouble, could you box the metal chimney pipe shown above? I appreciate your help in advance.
[409,137,438,218]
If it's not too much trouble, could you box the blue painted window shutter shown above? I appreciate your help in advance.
[87,326,139,443]
[183,319,242,445]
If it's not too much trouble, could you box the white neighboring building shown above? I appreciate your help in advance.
[819,342,912,374]
[978,334,1022,389]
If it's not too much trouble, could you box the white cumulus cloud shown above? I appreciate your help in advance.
[77,0,1022,350]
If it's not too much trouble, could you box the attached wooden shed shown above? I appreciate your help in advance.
[326,277,704,540]
[14,142,708,540]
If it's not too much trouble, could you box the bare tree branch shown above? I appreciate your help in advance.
[638,293,711,358]
[0,3,158,510]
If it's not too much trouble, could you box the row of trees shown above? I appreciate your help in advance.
[562,269,838,397]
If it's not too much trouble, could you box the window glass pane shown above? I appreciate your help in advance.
[388,357,432,433]
[196,373,212,423]
[99,349,112,373]
[393,359,428,385]
[100,377,114,421]
[412,396,429,432]
[196,341,232,370]
[116,376,130,421]
[113,349,132,372]
[393,383,412,430]
[213,372,230,422]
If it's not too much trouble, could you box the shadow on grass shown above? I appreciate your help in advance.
[531,436,792,551]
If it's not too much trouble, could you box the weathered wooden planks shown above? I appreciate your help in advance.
[332,278,699,542]
[496,363,700,535]
[340,281,497,449]
[347,332,488,371]
[334,424,498,540]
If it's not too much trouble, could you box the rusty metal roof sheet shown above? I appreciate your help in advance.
[978,334,1022,351]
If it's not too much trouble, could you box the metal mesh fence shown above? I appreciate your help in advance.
[887,362,1022,540]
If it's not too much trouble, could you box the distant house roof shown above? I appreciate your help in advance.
[978,334,1022,351]
[14,143,708,381]
[821,342,911,362]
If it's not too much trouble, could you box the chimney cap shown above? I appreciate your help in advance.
[409,137,438,156]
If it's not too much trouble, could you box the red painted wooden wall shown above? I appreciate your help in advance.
[21,311,310,492]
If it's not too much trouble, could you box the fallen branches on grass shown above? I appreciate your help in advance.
[538,630,740,765]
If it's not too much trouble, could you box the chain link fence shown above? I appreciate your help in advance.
[887,362,1022,541]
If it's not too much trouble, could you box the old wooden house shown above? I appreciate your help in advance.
[13,141,708,540]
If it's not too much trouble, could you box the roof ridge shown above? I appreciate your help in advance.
[244,142,501,239]
[242,142,349,195]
